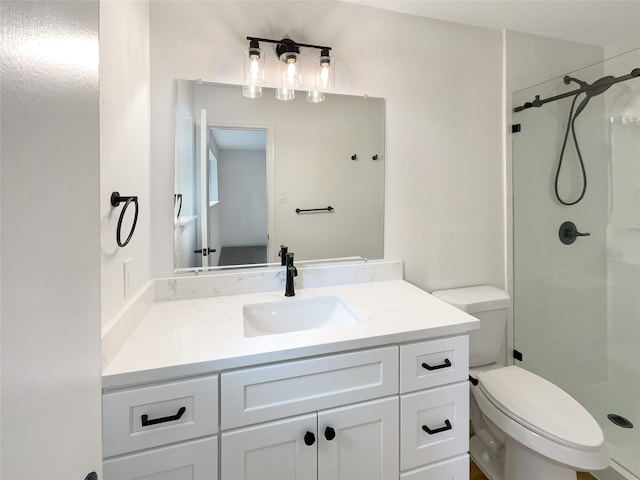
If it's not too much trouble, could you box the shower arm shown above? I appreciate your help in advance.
[513,68,640,113]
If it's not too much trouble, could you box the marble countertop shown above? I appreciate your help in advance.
[103,279,478,389]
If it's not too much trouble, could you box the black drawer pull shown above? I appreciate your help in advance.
[422,419,452,435]
[421,358,452,371]
[141,406,186,427]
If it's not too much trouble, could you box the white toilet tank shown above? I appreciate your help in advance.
[432,286,511,367]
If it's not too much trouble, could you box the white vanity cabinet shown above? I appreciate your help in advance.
[102,335,471,480]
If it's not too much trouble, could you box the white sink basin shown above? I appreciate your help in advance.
[243,296,362,337]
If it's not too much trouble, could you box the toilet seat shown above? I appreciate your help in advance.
[471,366,609,471]
[477,366,603,450]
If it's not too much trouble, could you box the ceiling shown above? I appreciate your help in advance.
[210,127,267,151]
[341,0,640,47]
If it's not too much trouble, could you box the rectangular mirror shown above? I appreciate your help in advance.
[174,80,385,272]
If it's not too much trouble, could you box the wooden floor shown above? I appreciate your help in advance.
[471,460,596,479]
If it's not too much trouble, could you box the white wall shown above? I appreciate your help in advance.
[100,0,152,326]
[207,132,223,266]
[1,1,102,477]
[149,1,505,292]
[506,31,607,94]
[174,79,201,269]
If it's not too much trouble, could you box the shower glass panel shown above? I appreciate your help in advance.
[513,49,640,478]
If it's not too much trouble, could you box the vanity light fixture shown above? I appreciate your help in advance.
[244,36,334,102]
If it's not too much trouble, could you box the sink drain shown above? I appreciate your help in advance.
[607,414,634,429]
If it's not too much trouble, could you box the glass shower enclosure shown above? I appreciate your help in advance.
[512,49,640,478]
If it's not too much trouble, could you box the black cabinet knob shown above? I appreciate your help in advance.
[324,426,336,441]
[304,431,316,446]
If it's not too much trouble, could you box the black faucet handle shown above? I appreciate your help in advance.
[284,251,297,296]
[279,245,288,265]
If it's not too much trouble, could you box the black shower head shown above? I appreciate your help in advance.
[573,75,617,118]
[587,75,616,98]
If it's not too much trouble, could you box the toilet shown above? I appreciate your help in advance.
[432,285,609,480]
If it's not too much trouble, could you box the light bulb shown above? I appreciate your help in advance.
[314,51,334,93]
[279,51,301,92]
[243,41,264,99]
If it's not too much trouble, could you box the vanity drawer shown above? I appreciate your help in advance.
[103,375,218,457]
[400,454,469,480]
[400,382,469,470]
[221,346,398,429]
[103,436,218,480]
[400,335,468,393]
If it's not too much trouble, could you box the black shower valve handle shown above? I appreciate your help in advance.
[279,245,288,266]
[559,221,590,245]
[570,230,590,238]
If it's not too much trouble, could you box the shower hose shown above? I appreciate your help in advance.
[554,93,587,206]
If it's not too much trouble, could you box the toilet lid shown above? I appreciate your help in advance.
[477,366,604,449]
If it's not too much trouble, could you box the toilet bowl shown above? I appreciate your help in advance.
[432,286,609,480]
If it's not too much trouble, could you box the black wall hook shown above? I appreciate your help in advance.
[111,192,139,247]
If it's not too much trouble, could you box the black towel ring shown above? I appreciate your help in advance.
[111,192,139,247]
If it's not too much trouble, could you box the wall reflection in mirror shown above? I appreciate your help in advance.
[174,80,385,272]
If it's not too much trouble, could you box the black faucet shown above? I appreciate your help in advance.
[284,252,297,297]
[279,245,288,266]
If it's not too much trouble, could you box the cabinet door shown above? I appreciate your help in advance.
[221,414,317,480]
[103,436,217,480]
[318,397,399,480]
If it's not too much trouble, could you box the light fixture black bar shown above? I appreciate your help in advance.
[514,68,640,113]
[247,36,331,52]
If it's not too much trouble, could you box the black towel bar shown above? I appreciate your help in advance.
[296,206,334,214]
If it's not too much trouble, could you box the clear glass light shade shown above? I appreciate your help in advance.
[306,90,325,103]
[276,87,295,101]
[243,46,264,99]
[279,51,301,90]
[243,84,263,99]
[314,54,334,92]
